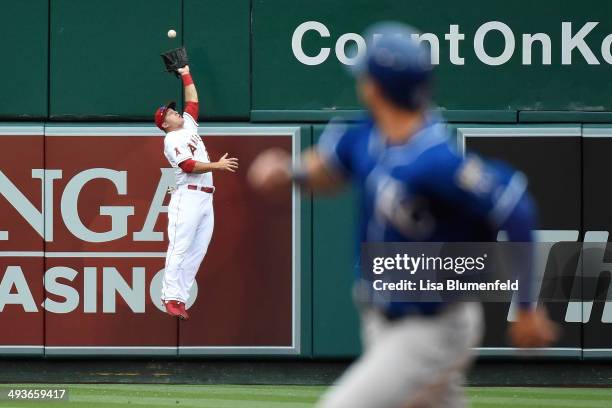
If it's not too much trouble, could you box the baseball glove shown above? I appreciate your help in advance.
[161,47,189,78]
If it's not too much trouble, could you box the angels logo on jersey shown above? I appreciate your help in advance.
[188,135,203,155]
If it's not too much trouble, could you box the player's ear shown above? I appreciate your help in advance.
[358,77,377,107]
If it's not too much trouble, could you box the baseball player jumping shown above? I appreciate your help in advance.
[154,64,238,320]
[249,22,557,407]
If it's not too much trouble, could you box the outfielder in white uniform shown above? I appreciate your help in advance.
[154,65,239,320]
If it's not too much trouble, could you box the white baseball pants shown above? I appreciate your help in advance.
[162,187,214,303]
[317,303,483,408]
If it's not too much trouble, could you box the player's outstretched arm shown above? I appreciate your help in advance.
[178,154,238,174]
[247,148,346,194]
[178,65,198,103]
[178,65,199,121]
[500,195,559,347]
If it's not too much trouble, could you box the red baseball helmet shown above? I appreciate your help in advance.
[154,101,176,131]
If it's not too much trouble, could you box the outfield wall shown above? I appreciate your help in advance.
[5,0,612,121]
[0,123,611,359]
[3,1,612,358]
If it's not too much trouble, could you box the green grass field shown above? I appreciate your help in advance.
[0,385,611,408]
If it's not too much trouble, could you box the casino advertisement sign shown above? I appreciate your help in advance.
[0,125,300,356]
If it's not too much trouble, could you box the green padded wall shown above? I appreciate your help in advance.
[0,0,48,118]
[50,0,181,119]
[184,0,250,120]
[5,0,612,119]
[252,0,612,112]
[312,124,360,357]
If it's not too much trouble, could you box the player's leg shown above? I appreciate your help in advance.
[316,303,483,408]
[162,190,201,303]
[388,303,481,408]
[421,370,468,408]
[360,307,388,350]
[417,304,482,408]
[177,198,214,302]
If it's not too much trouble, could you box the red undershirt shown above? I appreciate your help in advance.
[184,101,198,122]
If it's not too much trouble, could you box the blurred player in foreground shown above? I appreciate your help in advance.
[155,65,238,320]
[249,22,557,407]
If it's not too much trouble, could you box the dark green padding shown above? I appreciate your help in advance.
[252,0,612,112]
[50,0,181,119]
[184,0,250,120]
[0,0,48,118]
[311,125,361,357]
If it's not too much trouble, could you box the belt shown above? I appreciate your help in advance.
[186,184,215,193]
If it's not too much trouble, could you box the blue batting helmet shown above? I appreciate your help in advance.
[351,22,434,110]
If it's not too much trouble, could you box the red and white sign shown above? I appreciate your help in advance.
[0,125,300,356]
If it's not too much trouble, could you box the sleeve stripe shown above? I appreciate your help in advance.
[489,172,528,226]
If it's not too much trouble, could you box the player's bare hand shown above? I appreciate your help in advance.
[215,153,239,172]
[248,148,292,193]
[178,65,190,75]
[509,307,559,348]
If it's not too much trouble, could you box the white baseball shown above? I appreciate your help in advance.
[167,29,177,39]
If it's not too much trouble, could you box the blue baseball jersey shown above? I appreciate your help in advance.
[317,114,535,316]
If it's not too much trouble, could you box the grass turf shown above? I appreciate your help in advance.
[0,385,611,407]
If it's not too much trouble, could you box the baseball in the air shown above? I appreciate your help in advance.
[167,29,177,39]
